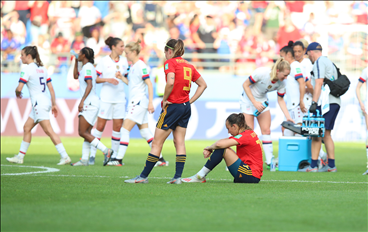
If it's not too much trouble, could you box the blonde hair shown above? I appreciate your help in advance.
[125,39,141,55]
[298,38,309,50]
[270,57,290,80]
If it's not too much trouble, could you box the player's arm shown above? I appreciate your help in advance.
[144,78,155,113]
[297,78,306,113]
[356,81,366,114]
[96,77,119,85]
[306,80,314,95]
[47,81,58,117]
[15,82,25,99]
[278,96,295,123]
[163,72,175,103]
[73,59,79,79]
[78,79,93,112]
[203,138,239,158]
[243,78,265,112]
[115,72,129,85]
[189,76,207,104]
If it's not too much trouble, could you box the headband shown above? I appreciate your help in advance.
[166,45,173,50]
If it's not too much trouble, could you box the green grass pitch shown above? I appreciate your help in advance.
[1,136,367,231]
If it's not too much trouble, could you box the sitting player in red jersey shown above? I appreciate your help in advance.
[183,113,263,183]
[125,38,207,184]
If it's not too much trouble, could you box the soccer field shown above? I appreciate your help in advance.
[1,136,367,231]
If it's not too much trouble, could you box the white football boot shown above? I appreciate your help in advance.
[182,174,206,183]
[57,156,72,165]
[6,155,24,164]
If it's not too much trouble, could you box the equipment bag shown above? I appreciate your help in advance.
[323,63,350,97]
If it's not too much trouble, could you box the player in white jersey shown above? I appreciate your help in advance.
[71,47,114,166]
[294,40,327,167]
[240,57,294,168]
[279,41,306,136]
[88,37,129,165]
[355,67,368,175]
[111,39,167,166]
[6,46,71,165]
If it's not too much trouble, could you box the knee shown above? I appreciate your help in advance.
[23,125,32,133]
[78,130,86,138]
[261,129,271,135]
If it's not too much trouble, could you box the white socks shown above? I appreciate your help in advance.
[111,130,120,155]
[90,138,108,154]
[197,166,211,178]
[55,143,68,158]
[140,128,163,158]
[116,127,130,159]
[82,141,90,160]
[90,129,102,158]
[262,135,273,165]
[18,141,30,159]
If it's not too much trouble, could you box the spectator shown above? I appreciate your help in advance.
[131,7,146,33]
[235,2,252,27]
[352,1,368,25]
[8,11,27,45]
[286,1,306,29]
[14,1,32,26]
[86,27,104,61]
[93,1,110,20]
[302,13,316,41]
[30,1,49,44]
[36,34,51,67]
[251,1,268,35]
[71,32,86,53]
[277,18,302,48]
[328,33,344,55]
[51,32,69,67]
[79,1,101,38]
[71,1,81,17]
[1,29,20,61]
[264,2,285,41]
[48,1,76,40]
[1,1,15,16]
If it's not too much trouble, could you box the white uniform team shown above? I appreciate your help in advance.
[301,57,314,109]
[78,62,100,125]
[285,61,304,124]
[240,67,286,115]
[19,63,52,123]
[96,55,129,120]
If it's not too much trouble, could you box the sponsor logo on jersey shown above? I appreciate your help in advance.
[296,68,302,73]
[165,63,168,70]
[86,70,91,75]
[20,72,24,77]
[234,134,242,139]
[142,68,147,74]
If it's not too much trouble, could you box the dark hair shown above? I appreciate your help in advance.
[105,36,123,50]
[189,14,198,26]
[226,113,252,130]
[165,39,185,57]
[22,46,43,67]
[81,47,95,64]
[293,40,305,50]
[280,41,294,58]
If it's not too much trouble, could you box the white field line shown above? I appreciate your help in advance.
[3,172,366,184]
[1,165,60,176]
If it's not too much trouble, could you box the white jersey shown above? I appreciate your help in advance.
[78,62,99,106]
[96,55,129,103]
[240,67,286,104]
[359,67,368,106]
[285,61,304,110]
[300,58,313,106]
[127,60,150,107]
[19,62,49,105]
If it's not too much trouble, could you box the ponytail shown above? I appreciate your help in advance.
[22,46,43,66]
[226,113,252,131]
[270,57,290,80]
[125,39,141,55]
[81,47,95,64]
[105,36,123,50]
[280,40,294,58]
[165,38,185,57]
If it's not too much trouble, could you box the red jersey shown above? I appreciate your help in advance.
[230,130,263,179]
[164,57,201,104]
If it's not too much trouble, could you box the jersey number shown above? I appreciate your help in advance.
[183,67,192,91]
[39,77,45,92]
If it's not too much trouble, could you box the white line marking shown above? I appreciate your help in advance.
[1,165,60,176]
[18,173,368,184]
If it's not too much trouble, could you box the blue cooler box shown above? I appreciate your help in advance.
[278,137,311,171]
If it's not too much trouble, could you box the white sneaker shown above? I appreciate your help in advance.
[6,155,24,164]
[182,174,206,183]
[363,169,368,175]
[71,160,88,166]
[57,156,71,165]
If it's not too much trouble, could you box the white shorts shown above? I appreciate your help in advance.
[288,106,303,124]
[98,101,126,120]
[125,103,149,125]
[240,102,270,116]
[29,97,51,123]
[79,104,99,126]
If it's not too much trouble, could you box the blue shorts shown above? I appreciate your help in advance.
[156,101,191,130]
[228,159,260,184]
[316,104,340,130]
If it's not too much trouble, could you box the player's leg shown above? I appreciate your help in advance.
[7,117,36,164]
[111,118,123,155]
[112,119,135,165]
[39,119,71,165]
[73,124,93,166]
[365,113,368,169]
[257,110,273,166]
[170,126,187,183]
[89,117,107,164]
[243,113,255,130]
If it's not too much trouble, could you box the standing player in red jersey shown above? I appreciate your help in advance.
[125,39,207,184]
[182,113,263,183]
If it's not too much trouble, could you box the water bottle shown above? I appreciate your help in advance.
[302,116,308,127]
[270,157,276,172]
[70,50,78,59]
[254,101,269,117]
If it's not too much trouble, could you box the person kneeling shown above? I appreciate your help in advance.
[182,113,263,183]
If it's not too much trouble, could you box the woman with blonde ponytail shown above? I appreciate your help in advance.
[240,57,294,169]
[125,38,207,184]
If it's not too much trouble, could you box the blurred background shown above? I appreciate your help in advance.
[1,1,368,141]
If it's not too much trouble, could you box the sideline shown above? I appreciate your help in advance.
[1,165,60,176]
[11,173,368,184]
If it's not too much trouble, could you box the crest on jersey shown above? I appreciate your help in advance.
[268,85,272,89]
[20,72,24,77]
[116,65,120,70]
[142,68,148,74]
[86,70,91,75]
